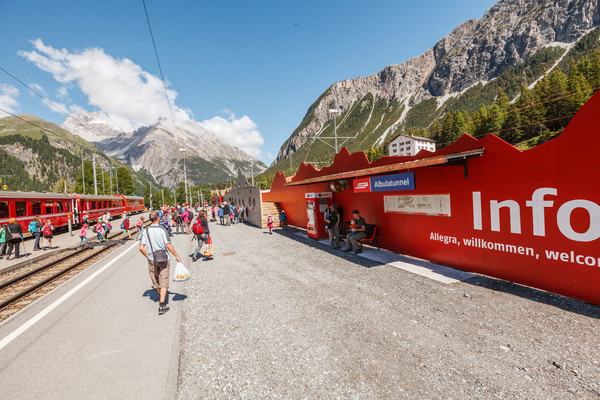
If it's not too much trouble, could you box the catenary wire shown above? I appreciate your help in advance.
[141,0,177,133]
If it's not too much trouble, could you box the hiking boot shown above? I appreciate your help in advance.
[158,303,170,315]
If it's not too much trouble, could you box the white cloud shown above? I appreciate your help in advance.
[0,84,20,116]
[200,111,265,159]
[29,83,47,97]
[18,39,190,131]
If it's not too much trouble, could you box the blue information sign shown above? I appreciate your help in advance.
[370,172,415,192]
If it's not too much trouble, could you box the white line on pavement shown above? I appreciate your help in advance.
[0,242,139,351]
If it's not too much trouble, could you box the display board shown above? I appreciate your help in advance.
[384,194,451,217]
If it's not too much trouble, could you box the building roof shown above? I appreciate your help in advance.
[389,134,437,144]
[287,147,483,186]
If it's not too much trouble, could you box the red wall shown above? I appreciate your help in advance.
[265,90,600,305]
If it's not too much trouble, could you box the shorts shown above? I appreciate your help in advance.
[148,259,170,289]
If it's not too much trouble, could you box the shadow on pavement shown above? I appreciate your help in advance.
[273,226,600,318]
[143,289,188,304]
[463,275,600,319]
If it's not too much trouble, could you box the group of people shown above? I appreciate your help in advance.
[0,217,56,260]
[214,202,245,225]
[324,205,367,254]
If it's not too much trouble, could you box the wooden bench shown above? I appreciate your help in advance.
[339,222,380,250]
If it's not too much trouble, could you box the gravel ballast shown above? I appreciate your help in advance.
[176,222,600,399]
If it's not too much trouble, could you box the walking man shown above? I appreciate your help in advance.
[139,211,181,315]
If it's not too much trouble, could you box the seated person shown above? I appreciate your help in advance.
[344,210,367,254]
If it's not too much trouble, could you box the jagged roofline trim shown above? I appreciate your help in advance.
[286,148,484,186]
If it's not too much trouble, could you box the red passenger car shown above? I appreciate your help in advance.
[0,191,145,233]
[0,191,74,233]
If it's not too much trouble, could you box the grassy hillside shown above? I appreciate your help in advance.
[0,114,158,195]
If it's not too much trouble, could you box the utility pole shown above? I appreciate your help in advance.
[251,163,254,186]
[115,167,119,194]
[161,188,165,206]
[92,154,98,195]
[81,151,86,194]
[109,166,113,195]
[0,174,12,190]
[101,166,105,195]
[149,182,153,211]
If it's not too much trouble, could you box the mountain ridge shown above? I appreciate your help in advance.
[271,0,600,173]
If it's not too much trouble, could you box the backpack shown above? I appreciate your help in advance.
[192,223,204,235]
[28,220,37,233]
[187,210,194,221]
[43,225,52,237]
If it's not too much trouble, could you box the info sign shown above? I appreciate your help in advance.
[354,172,415,193]
[384,194,451,217]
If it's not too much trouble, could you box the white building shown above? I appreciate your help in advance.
[388,134,436,156]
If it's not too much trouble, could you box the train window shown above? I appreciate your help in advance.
[90,201,95,210]
[32,201,42,215]
[16,201,27,217]
[45,201,53,214]
[57,202,64,213]
[0,202,8,218]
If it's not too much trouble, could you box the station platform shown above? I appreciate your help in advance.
[0,220,190,400]
[0,212,150,275]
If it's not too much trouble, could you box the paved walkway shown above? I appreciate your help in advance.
[0,223,188,400]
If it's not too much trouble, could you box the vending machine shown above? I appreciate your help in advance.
[305,192,333,239]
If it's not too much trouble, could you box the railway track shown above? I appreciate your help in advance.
[0,220,151,322]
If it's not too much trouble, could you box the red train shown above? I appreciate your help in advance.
[0,191,145,232]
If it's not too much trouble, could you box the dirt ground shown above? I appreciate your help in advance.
[176,222,600,399]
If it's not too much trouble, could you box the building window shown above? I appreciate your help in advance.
[16,201,27,217]
[0,201,8,218]
[32,201,42,215]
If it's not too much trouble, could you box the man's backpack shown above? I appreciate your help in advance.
[188,210,194,221]
[28,220,37,234]
[192,223,204,235]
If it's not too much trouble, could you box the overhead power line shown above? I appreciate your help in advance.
[0,67,73,119]
[141,0,177,133]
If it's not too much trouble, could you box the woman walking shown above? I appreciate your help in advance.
[5,218,23,260]
[192,210,211,261]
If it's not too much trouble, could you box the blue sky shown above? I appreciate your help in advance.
[0,0,497,164]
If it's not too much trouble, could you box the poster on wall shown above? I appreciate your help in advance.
[384,194,451,217]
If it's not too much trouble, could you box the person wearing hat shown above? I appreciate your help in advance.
[344,209,366,254]
[324,204,340,249]
[279,209,288,231]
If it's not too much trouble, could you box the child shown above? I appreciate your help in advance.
[120,215,131,240]
[135,216,145,241]
[79,223,88,246]
[42,220,54,249]
[267,214,274,235]
[94,220,103,242]
[348,219,358,236]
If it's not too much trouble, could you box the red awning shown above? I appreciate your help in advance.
[286,148,484,186]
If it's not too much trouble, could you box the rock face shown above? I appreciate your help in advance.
[64,113,267,188]
[275,0,600,163]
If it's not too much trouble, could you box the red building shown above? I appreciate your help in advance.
[264,91,600,305]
